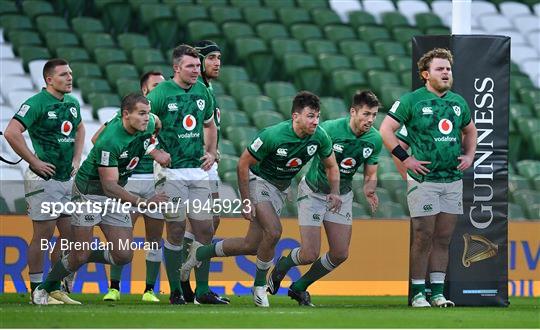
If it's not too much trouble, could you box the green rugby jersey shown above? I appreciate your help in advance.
[75,115,156,195]
[147,79,213,169]
[396,125,411,146]
[198,76,221,146]
[13,89,81,182]
[247,120,333,191]
[388,87,472,183]
[305,117,382,195]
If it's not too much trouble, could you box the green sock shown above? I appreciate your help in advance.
[30,282,41,292]
[194,259,210,296]
[412,282,426,297]
[430,283,444,297]
[254,268,269,287]
[110,265,123,282]
[40,260,70,293]
[163,243,183,293]
[291,257,331,292]
[145,260,160,289]
[277,251,298,273]
[196,243,217,261]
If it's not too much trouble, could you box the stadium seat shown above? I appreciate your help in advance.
[78,78,112,102]
[210,6,243,25]
[8,31,43,54]
[305,39,338,56]
[222,171,239,191]
[339,40,373,59]
[88,92,121,118]
[22,0,55,21]
[392,26,424,45]
[271,38,304,61]
[131,48,166,72]
[373,40,406,57]
[243,7,277,26]
[0,0,19,16]
[98,1,132,35]
[380,86,409,111]
[367,70,401,95]
[414,13,445,31]
[216,95,239,112]
[217,155,239,178]
[71,62,103,81]
[117,33,151,54]
[381,12,410,29]
[219,138,237,156]
[318,54,351,77]
[297,0,327,10]
[290,23,323,41]
[105,64,139,90]
[82,33,116,55]
[94,48,128,68]
[353,54,386,72]
[229,81,261,104]
[230,0,262,8]
[509,203,527,220]
[278,7,312,27]
[175,5,208,27]
[71,17,105,37]
[276,95,294,117]
[56,47,91,63]
[223,22,255,44]
[221,109,250,128]
[234,37,274,83]
[186,20,222,43]
[241,95,277,118]
[361,0,396,23]
[512,189,540,218]
[396,0,430,25]
[116,78,140,97]
[357,25,392,43]
[262,0,296,9]
[331,69,368,102]
[320,97,348,120]
[196,0,227,7]
[44,32,79,56]
[531,132,540,159]
[264,81,297,103]
[348,10,377,29]
[516,160,540,180]
[324,24,357,42]
[225,126,258,154]
[18,46,50,72]
[509,173,531,193]
[386,55,411,73]
[35,15,70,35]
[218,66,249,87]
[0,15,33,37]
[256,23,289,42]
[311,8,342,27]
[252,111,284,129]
[283,52,323,94]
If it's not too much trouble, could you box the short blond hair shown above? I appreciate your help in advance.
[417,48,453,82]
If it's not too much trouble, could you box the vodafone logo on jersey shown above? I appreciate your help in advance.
[438,119,453,135]
[126,157,140,170]
[286,158,302,168]
[340,157,356,169]
[215,108,221,124]
[61,121,73,136]
[183,115,197,131]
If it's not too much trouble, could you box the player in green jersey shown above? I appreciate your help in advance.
[179,40,229,303]
[267,91,382,306]
[31,93,171,305]
[380,48,477,308]
[99,71,166,303]
[146,44,222,305]
[4,59,85,304]
[182,91,342,307]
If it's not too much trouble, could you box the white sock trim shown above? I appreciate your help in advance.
[145,246,162,262]
[430,272,446,284]
[290,247,301,265]
[320,253,336,271]
[163,239,182,251]
[411,279,426,285]
[215,240,226,257]
[29,272,43,283]
[256,257,273,271]
[184,231,195,241]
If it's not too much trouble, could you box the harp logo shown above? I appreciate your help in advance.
[462,233,498,267]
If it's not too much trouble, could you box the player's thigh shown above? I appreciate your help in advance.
[31,218,57,239]
[55,214,72,238]
[299,225,322,261]
[406,176,441,218]
[249,172,287,217]
[323,221,352,261]
[143,214,164,242]
[439,179,463,215]
[188,218,214,243]
[255,201,282,237]
[100,223,134,262]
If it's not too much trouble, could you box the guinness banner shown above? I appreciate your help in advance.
[411,35,510,306]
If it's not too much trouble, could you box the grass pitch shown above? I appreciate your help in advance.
[0,293,538,328]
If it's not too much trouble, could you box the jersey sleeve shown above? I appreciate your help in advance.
[387,94,411,124]
[203,87,214,123]
[460,97,472,128]
[247,129,273,161]
[317,127,333,158]
[147,88,165,117]
[13,99,40,129]
[95,140,120,167]
[396,125,411,146]
[367,133,383,165]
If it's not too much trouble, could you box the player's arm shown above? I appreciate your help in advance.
[237,149,258,220]
[457,121,477,171]
[98,166,168,207]
[201,117,217,171]
[91,123,106,144]
[3,119,55,177]
[321,152,342,212]
[363,164,379,213]
[380,115,430,175]
[72,122,85,176]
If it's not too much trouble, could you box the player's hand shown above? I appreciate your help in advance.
[403,156,431,175]
[241,198,256,221]
[326,193,342,213]
[30,159,56,179]
[151,150,171,168]
[71,159,80,177]
[364,189,379,213]
[200,152,216,171]
[215,150,221,163]
[457,154,473,171]
[153,117,162,136]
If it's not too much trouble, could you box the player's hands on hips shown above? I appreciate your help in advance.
[200,152,216,171]
[403,156,431,175]
[457,154,473,171]
[326,193,342,213]
[30,159,56,178]
[153,150,171,167]
[71,159,80,177]
[364,190,379,213]
[241,198,256,221]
